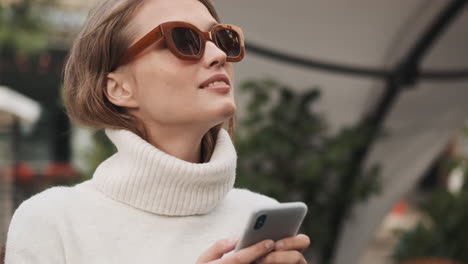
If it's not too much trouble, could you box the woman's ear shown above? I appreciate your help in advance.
[105,72,139,108]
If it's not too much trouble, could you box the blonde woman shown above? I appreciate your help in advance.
[5,0,310,263]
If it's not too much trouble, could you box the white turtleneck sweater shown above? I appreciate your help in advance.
[5,129,277,264]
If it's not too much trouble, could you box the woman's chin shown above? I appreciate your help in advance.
[205,103,236,125]
[219,102,237,118]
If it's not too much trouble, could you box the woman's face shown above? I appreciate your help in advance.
[119,0,236,132]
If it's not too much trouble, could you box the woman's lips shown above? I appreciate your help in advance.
[203,84,231,94]
[199,74,230,88]
[199,73,231,94]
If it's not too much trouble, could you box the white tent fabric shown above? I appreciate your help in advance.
[213,1,468,263]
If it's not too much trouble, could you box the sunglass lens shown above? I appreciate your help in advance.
[215,29,241,57]
[172,27,201,56]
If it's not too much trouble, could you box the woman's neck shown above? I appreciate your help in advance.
[145,125,205,163]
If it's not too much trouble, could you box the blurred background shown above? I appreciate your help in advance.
[1,0,468,264]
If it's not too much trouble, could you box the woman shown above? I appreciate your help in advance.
[5,0,310,263]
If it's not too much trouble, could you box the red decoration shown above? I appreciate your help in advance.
[391,200,408,216]
[3,162,35,184]
[43,162,78,180]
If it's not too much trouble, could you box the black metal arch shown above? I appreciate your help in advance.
[247,41,468,81]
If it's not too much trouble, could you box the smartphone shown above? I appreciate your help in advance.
[234,202,308,251]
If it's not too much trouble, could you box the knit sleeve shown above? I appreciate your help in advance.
[4,196,66,264]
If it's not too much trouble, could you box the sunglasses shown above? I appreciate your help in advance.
[119,21,245,66]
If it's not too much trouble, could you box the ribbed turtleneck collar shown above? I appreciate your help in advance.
[90,128,237,216]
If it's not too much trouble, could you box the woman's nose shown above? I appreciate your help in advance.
[203,40,227,68]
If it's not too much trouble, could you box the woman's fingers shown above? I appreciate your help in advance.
[197,235,310,264]
[274,234,310,251]
[221,239,275,264]
[196,237,239,263]
[255,235,310,264]
[256,250,308,264]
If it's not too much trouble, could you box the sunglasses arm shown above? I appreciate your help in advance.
[119,27,163,66]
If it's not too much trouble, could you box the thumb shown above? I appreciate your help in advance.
[196,237,239,263]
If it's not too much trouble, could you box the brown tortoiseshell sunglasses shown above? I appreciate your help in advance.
[119,21,245,66]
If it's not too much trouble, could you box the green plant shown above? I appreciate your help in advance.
[235,78,380,262]
[393,163,468,263]
[82,130,117,181]
[0,0,48,53]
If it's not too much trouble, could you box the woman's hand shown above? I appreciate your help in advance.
[256,234,310,264]
[196,237,275,264]
[196,234,310,264]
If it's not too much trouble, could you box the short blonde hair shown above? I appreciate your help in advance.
[63,0,235,162]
